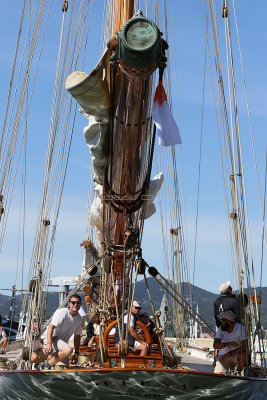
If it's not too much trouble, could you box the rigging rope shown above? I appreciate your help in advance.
[200,0,265,364]
[0,0,52,254]
[192,12,208,287]
[232,0,267,249]
[15,1,96,355]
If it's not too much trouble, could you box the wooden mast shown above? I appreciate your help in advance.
[105,0,154,312]
[116,0,134,32]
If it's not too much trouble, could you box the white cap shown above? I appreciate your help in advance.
[225,280,231,289]
[219,280,231,294]
[133,300,142,309]
[220,311,235,322]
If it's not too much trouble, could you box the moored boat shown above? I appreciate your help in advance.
[0,1,266,399]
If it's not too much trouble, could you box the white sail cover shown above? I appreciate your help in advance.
[141,172,164,219]
[65,51,110,185]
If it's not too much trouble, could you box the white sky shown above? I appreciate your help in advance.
[0,1,266,296]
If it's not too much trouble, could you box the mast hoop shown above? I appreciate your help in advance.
[118,63,157,78]
[107,244,141,253]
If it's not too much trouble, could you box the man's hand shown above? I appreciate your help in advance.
[229,341,239,348]
[45,324,55,354]
[71,353,79,364]
[45,342,53,354]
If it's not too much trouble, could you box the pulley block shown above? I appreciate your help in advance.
[135,258,148,274]
[148,266,159,277]
[103,254,112,273]
[86,264,98,276]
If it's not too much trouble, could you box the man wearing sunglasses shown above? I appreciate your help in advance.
[31,294,82,369]
[114,301,150,357]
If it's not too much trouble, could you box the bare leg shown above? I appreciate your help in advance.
[138,343,149,357]
[31,352,39,363]
[88,336,96,347]
[237,352,247,371]
[49,346,73,366]
[213,349,218,366]
[1,338,7,354]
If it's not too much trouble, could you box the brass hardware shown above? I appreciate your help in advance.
[170,227,181,235]
[82,285,90,293]
[222,5,228,18]
[62,1,68,12]
[230,211,237,219]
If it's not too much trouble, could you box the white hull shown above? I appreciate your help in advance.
[0,368,266,399]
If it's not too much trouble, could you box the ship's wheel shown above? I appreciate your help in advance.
[104,319,151,353]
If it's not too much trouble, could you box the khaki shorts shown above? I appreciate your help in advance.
[129,341,143,352]
[214,354,238,374]
[115,341,140,352]
[35,336,70,362]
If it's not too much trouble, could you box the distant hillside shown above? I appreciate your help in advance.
[1,280,266,329]
[0,292,65,322]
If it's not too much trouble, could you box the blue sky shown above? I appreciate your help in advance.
[0,1,266,297]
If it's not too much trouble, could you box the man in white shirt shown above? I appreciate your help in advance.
[31,294,82,368]
[114,301,150,356]
[0,325,7,354]
[213,310,248,374]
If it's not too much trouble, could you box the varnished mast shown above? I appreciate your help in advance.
[103,0,160,313]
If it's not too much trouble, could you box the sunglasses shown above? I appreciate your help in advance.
[70,301,81,306]
[135,307,141,310]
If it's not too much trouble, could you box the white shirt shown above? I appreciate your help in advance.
[93,323,100,336]
[123,314,135,328]
[49,308,82,343]
[0,327,6,339]
[215,322,247,356]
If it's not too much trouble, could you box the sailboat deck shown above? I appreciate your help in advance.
[0,346,214,374]
[175,351,214,373]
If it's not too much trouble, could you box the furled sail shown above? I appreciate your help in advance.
[65,51,110,185]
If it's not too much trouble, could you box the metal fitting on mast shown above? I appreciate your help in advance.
[62,1,68,12]
[222,1,228,18]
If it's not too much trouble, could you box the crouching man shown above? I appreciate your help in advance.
[31,294,82,368]
[213,311,248,374]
